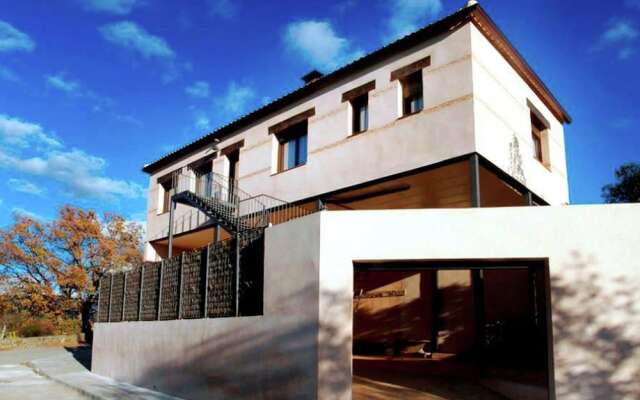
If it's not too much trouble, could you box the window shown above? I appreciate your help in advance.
[351,94,368,134]
[278,120,308,172]
[342,81,375,135]
[530,111,547,163]
[158,174,175,214]
[401,71,423,116]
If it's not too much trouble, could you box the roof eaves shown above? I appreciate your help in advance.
[142,5,478,174]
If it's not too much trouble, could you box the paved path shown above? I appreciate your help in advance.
[0,346,181,400]
[0,363,86,400]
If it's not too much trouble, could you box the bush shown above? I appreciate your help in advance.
[54,319,81,336]
[18,319,56,337]
[2,314,82,338]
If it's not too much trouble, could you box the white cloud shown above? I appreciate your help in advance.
[99,21,175,59]
[611,117,634,129]
[214,82,256,117]
[79,0,143,15]
[593,20,638,59]
[0,65,18,82]
[626,0,640,10]
[602,20,638,42]
[619,47,635,60]
[114,114,143,126]
[284,20,364,71]
[0,148,144,201]
[208,0,238,19]
[333,0,358,15]
[0,114,144,202]
[7,178,45,196]
[194,114,211,130]
[0,20,35,52]
[46,73,81,94]
[384,0,442,41]
[185,81,210,98]
[0,114,62,149]
[11,207,47,221]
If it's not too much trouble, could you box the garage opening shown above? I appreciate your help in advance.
[352,260,552,400]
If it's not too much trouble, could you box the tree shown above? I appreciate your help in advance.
[0,206,143,340]
[602,162,640,203]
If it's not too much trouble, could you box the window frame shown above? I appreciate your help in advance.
[390,55,430,118]
[275,120,308,173]
[529,107,550,167]
[269,109,314,174]
[341,81,375,136]
[350,93,369,134]
[157,172,176,214]
[400,71,424,117]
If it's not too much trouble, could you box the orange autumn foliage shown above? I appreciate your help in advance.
[0,205,143,318]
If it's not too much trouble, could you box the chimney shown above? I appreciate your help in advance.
[302,70,323,85]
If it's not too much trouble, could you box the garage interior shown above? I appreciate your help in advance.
[352,260,552,400]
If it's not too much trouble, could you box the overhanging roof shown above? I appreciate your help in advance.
[143,4,571,174]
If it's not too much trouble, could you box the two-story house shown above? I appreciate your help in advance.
[142,1,570,262]
[92,3,640,400]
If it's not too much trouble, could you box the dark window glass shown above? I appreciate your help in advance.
[159,178,174,213]
[402,71,423,116]
[278,120,308,172]
[530,112,546,162]
[351,94,369,133]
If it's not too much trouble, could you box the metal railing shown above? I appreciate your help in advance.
[170,171,318,232]
[148,208,210,242]
[172,171,268,230]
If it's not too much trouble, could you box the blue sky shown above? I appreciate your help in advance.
[0,0,638,227]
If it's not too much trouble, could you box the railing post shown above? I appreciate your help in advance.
[107,272,114,323]
[178,253,184,319]
[470,153,481,208]
[157,261,164,321]
[121,271,127,322]
[235,187,241,317]
[138,264,144,321]
[204,245,210,318]
[168,190,176,258]
[96,278,102,323]
[525,191,533,206]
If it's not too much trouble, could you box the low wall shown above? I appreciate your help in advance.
[93,213,322,400]
[94,206,640,399]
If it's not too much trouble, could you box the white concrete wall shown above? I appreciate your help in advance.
[318,205,640,399]
[94,213,323,400]
[470,24,569,205]
[97,205,640,399]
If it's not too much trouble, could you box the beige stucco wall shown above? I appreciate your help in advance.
[144,21,570,262]
[144,25,478,260]
[470,24,569,205]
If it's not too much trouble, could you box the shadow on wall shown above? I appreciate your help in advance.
[132,285,353,400]
[551,251,640,400]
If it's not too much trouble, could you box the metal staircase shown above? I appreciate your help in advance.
[166,170,318,257]
[171,172,268,234]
